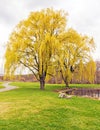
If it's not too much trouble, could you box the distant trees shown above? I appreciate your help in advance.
[95,61,100,84]
[5,8,96,89]
[71,60,96,84]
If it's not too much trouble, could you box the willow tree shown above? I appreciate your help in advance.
[71,60,96,83]
[4,8,67,90]
[74,60,96,83]
[56,29,95,87]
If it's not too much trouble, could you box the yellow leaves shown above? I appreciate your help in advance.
[74,60,96,83]
[4,8,95,85]
[57,27,96,85]
[86,60,96,83]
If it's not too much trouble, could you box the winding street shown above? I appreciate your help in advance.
[0,82,18,92]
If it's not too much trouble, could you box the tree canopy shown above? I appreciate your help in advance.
[5,8,95,89]
[56,29,95,86]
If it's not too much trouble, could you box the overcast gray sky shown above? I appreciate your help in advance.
[0,0,100,74]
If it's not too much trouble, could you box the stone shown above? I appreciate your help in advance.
[58,92,66,98]
[58,92,73,99]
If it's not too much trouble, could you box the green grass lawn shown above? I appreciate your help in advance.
[0,82,100,130]
[0,82,4,89]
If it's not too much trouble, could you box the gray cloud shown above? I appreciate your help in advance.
[24,0,61,9]
[0,0,62,25]
[0,0,26,25]
[0,1,16,24]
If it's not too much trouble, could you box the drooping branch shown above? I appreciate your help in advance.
[19,60,39,81]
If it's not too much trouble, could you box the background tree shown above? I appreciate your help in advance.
[4,8,67,90]
[95,60,100,84]
[56,29,95,87]
[72,60,96,83]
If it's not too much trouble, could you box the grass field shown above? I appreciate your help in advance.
[0,82,100,130]
[0,82,4,88]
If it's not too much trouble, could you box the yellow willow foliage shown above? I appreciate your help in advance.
[4,8,95,87]
[5,8,67,81]
[56,29,95,86]
[85,60,96,83]
[74,60,96,83]
[78,60,84,81]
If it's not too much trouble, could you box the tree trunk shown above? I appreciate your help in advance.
[40,77,45,90]
[64,80,69,88]
[60,70,69,88]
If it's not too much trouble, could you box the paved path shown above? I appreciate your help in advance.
[0,82,18,92]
